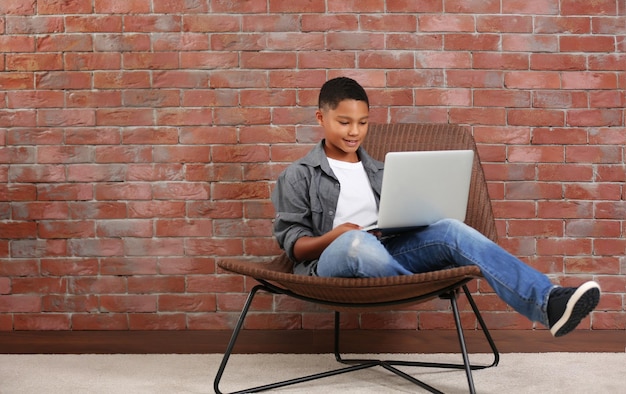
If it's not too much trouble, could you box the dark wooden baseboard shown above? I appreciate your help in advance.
[0,329,623,354]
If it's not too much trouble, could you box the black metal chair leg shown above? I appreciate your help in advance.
[215,287,379,394]
[214,284,263,394]
[463,285,500,367]
[450,289,476,394]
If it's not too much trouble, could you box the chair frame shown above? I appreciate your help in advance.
[214,279,499,394]
[213,124,501,393]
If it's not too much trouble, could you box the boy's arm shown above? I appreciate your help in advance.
[292,223,360,262]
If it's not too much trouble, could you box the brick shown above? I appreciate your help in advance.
[301,14,359,32]
[96,220,153,238]
[182,90,238,107]
[538,201,594,219]
[128,313,187,330]
[95,146,152,164]
[6,53,63,71]
[72,314,129,330]
[447,70,503,88]
[68,238,125,257]
[39,220,96,239]
[12,277,67,294]
[531,53,587,71]
[124,15,181,33]
[508,109,565,126]
[127,201,186,218]
[532,127,588,144]
[100,257,157,276]
[94,0,151,14]
[0,72,34,90]
[561,0,618,15]
[123,238,184,256]
[93,71,151,89]
[6,16,64,34]
[242,14,300,33]
[298,51,356,68]
[560,36,616,52]
[444,34,500,51]
[185,238,244,257]
[474,90,530,107]
[14,314,70,330]
[565,183,622,200]
[155,219,212,237]
[183,15,240,33]
[567,109,623,127]
[100,295,157,313]
[128,276,185,294]
[65,16,123,33]
[359,14,416,32]
[562,72,617,89]
[326,32,385,50]
[179,127,238,145]
[158,257,215,275]
[472,53,529,70]
[505,71,560,89]
[0,0,36,15]
[386,33,443,50]
[40,258,99,277]
[565,146,622,163]
[419,14,476,32]
[153,0,209,13]
[0,35,35,52]
[93,34,150,52]
[533,91,588,109]
[508,219,564,237]
[95,183,151,201]
[477,15,533,33]
[534,16,592,34]
[445,0,499,13]
[502,0,559,14]
[538,164,594,181]
[213,108,271,125]
[0,259,39,276]
[9,164,65,183]
[69,201,126,219]
[154,33,209,51]
[180,52,238,69]
[565,219,621,237]
[416,51,471,69]
[159,294,216,312]
[37,184,93,201]
[187,201,243,219]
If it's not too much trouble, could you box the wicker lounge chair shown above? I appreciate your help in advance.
[214,123,500,394]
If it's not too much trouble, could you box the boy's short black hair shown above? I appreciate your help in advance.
[318,77,369,110]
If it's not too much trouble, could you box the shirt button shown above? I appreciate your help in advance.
[329,211,334,216]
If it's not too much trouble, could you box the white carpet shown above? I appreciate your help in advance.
[0,353,624,393]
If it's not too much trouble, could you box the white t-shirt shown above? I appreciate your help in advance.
[327,157,378,229]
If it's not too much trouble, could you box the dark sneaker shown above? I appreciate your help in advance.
[548,281,600,337]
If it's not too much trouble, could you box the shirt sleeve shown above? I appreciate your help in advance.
[271,168,315,263]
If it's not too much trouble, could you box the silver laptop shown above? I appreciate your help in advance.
[363,150,474,232]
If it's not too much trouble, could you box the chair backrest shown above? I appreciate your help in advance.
[363,123,497,242]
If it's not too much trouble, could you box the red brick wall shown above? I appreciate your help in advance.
[0,0,624,331]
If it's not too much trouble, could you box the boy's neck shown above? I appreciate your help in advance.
[323,141,360,163]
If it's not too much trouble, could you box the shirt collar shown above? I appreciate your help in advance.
[299,140,384,175]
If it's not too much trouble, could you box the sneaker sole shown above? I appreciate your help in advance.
[550,281,600,337]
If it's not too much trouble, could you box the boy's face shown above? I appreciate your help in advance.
[316,99,369,162]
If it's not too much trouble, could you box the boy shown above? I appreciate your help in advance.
[271,77,600,337]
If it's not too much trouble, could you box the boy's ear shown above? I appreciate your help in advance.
[315,109,324,126]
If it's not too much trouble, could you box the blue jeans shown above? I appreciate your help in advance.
[316,219,554,326]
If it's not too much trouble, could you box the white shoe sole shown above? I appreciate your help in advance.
[550,281,600,337]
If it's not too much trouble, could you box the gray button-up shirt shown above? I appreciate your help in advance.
[271,140,384,275]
